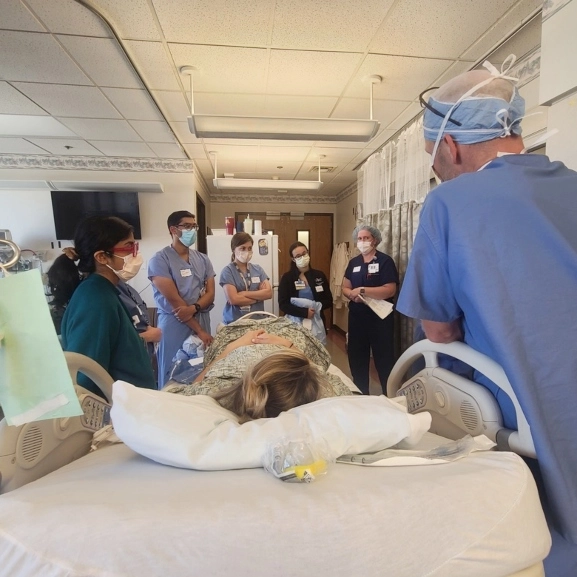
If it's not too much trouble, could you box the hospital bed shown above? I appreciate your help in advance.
[0,342,550,577]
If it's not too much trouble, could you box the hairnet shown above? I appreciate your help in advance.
[423,58,525,146]
[353,224,382,246]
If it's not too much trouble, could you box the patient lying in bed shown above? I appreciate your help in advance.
[164,318,352,421]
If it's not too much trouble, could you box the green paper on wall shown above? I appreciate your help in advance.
[0,269,82,426]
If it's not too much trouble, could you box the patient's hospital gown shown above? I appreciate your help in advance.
[396,155,577,559]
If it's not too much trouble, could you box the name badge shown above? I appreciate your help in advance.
[294,280,306,290]
[315,285,324,293]
[240,305,251,312]
[180,268,192,277]
[251,276,260,284]
[352,266,361,273]
[368,263,379,274]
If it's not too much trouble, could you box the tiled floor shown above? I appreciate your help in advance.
[325,329,384,396]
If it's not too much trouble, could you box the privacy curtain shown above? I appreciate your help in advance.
[358,117,431,354]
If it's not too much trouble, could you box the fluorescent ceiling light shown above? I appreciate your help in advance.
[180,66,382,142]
[213,177,323,192]
[188,115,379,142]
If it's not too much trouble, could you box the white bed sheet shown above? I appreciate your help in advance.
[0,440,550,577]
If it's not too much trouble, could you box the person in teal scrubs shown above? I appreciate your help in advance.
[47,216,156,398]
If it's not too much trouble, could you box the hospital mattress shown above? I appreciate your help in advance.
[0,439,550,577]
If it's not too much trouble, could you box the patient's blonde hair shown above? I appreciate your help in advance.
[213,349,325,422]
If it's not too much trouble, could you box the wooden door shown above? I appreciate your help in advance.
[196,193,207,254]
[236,212,334,327]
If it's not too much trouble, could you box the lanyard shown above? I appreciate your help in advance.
[233,262,251,291]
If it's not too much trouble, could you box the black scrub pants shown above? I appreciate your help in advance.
[347,310,395,395]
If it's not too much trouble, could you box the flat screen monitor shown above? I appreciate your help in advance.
[51,190,142,240]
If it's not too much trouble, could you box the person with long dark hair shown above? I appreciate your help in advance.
[278,241,332,329]
[47,215,156,398]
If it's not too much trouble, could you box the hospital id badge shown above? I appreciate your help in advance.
[251,276,260,284]
[240,305,251,313]
[180,268,192,277]
[368,263,379,274]
[315,285,324,292]
[294,280,306,290]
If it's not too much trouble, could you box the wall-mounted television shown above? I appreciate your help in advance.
[51,190,142,240]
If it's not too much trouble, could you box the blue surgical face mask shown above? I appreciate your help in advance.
[180,229,197,247]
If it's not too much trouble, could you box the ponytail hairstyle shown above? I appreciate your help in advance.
[47,215,133,308]
[213,349,324,422]
[230,232,253,262]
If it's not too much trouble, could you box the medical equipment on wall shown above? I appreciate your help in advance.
[0,232,43,275]
[0,352,113,493]
[387,339,536,459]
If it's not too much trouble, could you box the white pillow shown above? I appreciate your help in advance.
[111,381,431,470]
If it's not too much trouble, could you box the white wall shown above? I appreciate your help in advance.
[547,92,577,169]
[0,167,201,305]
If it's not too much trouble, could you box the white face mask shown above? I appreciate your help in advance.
[357,241,373,255]
[295,254,310,269]
[235,250,252,264]
[107,253,143,282]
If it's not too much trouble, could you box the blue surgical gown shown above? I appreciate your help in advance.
[396,154,577,549]
[148,246,215,388]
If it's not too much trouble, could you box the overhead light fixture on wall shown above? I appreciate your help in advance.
[210,152,323,192]
[180,66,381,142]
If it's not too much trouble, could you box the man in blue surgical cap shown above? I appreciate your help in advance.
[396,58,577,575]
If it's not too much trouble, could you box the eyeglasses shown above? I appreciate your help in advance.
[175,223,199,231]
[292,250,308,259]
[418,87,462,127]
[111,242,139,257]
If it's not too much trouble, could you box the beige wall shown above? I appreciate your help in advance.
[333,187,358,332]
[210,200,335,231]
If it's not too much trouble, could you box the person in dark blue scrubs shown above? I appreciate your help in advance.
[342,225,398,395]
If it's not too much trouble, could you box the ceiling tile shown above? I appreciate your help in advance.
[169,44,269,94]
[258,146,312,162]
[271,0,395,51]
[211,159,258,174]
[125,41,181,90]
[431,60,474,89]
[345,54,452,101]
[371,0,519,59]
[461,0,542,61]
[0,115,77,137]
[151,90,191,121]
[0,82,48,115]
[13,82,122,118]
[255,160,302,176]
[102,88,163,121]
[26,138,104,155]
[0,137,49,154]
[58,36,142,89]
[149,142,187,158]
[267,50,363,96]
[208,143,260,161]
[59,118,142,140]
[193,93,267,116]
[153,0,274,44]
[306,147,360,163]
[26,0,110,36]
[263,95,339,118]
[90,141,156,157]
[129,120,176,142]
[1,0,45,32]
[386,103,422,131]
[91,0,162,41]
[364,128,397,151]
[0,31,91,84]
[331,98,409,127]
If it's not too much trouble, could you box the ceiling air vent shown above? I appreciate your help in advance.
[309,165,337,173]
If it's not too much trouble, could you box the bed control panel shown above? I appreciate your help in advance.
[397,379,427,412]
[80,394,111,431]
